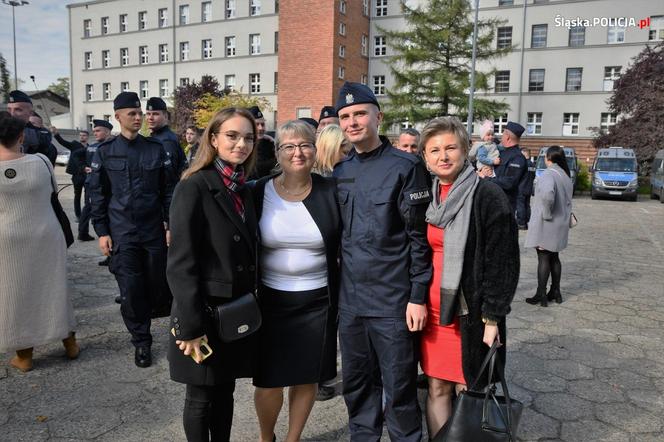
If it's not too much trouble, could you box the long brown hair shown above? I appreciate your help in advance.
[181,107,258,180]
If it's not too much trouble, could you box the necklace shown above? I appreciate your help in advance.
[278,175,312,197]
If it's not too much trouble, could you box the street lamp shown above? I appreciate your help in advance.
[2,0,30,90]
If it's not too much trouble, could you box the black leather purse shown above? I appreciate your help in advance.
[38,155,74,248]
[207,292,262,342]
[433,341,523,442]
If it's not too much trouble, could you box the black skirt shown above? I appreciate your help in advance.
[253,285,337,388]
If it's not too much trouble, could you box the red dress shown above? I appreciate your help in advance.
[420,183,467,385]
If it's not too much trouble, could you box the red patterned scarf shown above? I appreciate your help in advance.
[213,157,246,219]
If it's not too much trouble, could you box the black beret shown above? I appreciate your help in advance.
[318,106,338,122]
[335,82,380,113]
[113,91,141,110]
[248,106,264,120]
[93,119,113,130]
[505,121,525,138]
[298,117,319,130]
[146,97,167,111]
[9,90,32,104]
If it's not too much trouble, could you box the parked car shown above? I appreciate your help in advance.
[650,149,664,203]
[591,147,638,202]
[534,146,578,194]
[55,150,70,166]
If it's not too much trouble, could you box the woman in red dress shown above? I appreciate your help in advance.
[419,117,519,437]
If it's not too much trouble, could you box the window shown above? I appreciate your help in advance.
[84,52,92,69]
[526,113,542,135]
[140,80,149,98]
[250,73,261,93]
[180,78,190,86]
[138,11,147,30]
[340,0,346,14]
[87,116,94,130]
[102,50,110,68]
[296,108,312,119]
[565,68,582,91]
[494,114,508,134]
[250,34,261,55]
[499,0,513,5]
[361,74,368,85]
[363,0,369,16]
[497,26,512,49]
[120,81,129,92]
[373,75,386,95]
[179,5,190,25]
[600,113,617,133]
[119,14,127,32]
[103,83,111,100]
[339,45,346,58]
[603,66,621,91]
[202,1,212,21]
[649,16,664,40]
[274,72,278,92]
[85,84,94,101]
[528,69,545,92]
[607,25,626,44]
[159,79,169,97]
[339,22,346,36]
[224,74,236,90]
[225,0,235,19]
[225,36,236,56]
[494,70,510,93]
[180,42,190,61]
[563,113,580,135]
[158,8,168,27]
[376,0,387,17]
[101,16,109,35]
[250,0,261,16]
[202,39,213,59]
[374,36,386,56]
[159,44,169,63]
[568,26,585,46]
[361,34,368,56]
[83,19,91,37]
[274,31,279,53]
[139,46,149,64]
[338,66,345,79]
[531,24,547,48]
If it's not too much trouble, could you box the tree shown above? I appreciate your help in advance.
[172,75,226,137]
[193,91,272,129]
[591,41,664,164]
[48,77,70,99]
[379,0,511,129]
[0,53,10,102]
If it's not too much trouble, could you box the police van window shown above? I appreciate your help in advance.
[595,158,637,172]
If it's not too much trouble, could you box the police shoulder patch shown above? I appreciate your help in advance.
[404,188,431,205]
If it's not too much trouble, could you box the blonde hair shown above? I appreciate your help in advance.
[181,107,257,180]
[419,117,470,156]
[275,120,316,148]
[313,124,350,174]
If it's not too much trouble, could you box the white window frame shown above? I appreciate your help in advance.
[375,0,387,17]
[363,0,369,16]
[361,74,368,85]
[497,26,512,49]
[250,73,261,93]
[139,46,149,64]
[83,19,91,37]
[600,113,617,133]
[225,36,236,56]
[494,114,508,134]
[339,22,346,36]
[159,44,169,63]
[495,70,510,93]
[84,52,92,69]
[140,80,149,98]
[531,24,547,48]
[85,84,94,101]
[119,14,128,32]
[179,5,190,25]
[120,81,129,92]
[250,34,261,55]
[103,83,111,100]
[569,26,585,46]
[180,42,190,61]
[87,115,94,130]
[202,39,213,59]
[607,25,625,43]
[338,66,345,79]
[202,1,212,22]
[138,11,147,30]
[339,45,346,58]
[225,0,235,19]
[180,78,190,86]
[101,16,109,35]
[158,8,168,27]
[250,0,261,16]
[565,67,582,92]
[340,0,347,14]
[102,50,110,68]
[528,69,545,92]
[225,74,236,91]
[562,113,580,135]
[526,112,543,135]
[159,79,169,97]
[373,75,386,95]
[649,16,664,40]
[603,66,621,91]
[361,34,368,56]
[374,36,386,56]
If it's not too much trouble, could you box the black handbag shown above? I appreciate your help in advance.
[206,292,262,342]
[433,341,523,442]
[37,155,74,248]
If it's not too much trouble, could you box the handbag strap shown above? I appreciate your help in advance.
[468,341,500,391]
[35,154,58,195]
[481,345,515,440]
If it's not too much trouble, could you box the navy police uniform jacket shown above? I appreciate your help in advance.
[23,123,57,165]
[89,134,175,244]
[488,145,527,210]
[333,136,432,317]
[152,125,186,178]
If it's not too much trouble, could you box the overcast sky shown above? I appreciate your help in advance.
[0,1,87,92]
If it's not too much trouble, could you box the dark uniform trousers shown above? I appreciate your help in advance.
[516,193,531,226]
[339,313,421,442]
[78,183,92,235]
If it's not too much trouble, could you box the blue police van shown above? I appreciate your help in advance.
[591,147,639,201]
[650,149,664,203]
[534,146,578,194]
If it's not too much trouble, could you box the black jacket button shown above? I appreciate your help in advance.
[233,234,241,242]
[236,265,244,272]
[248,265,256,271]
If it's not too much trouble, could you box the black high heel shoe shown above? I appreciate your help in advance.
[526,288,548,307]
[547,288,563,304]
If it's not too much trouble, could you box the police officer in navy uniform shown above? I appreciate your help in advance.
[517,148,536,229]
[51,127,89,225]
[478,121,527,219]
[7,90,57,165]
[333,82,432,441]
[146,97,187,179]
[317,106,339,134]
[248,106,277,179]
[89,92,175,368]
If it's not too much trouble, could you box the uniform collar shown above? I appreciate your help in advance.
[153,125,170,135]
[354,135,391,161]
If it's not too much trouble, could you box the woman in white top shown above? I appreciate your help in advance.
[252,120,341,442]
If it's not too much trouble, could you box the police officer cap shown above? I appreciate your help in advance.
[9,90,32,104]
[93,119,113,130]
[505,121,525,138]
[318,106,338,122]
[335,82,380,113]
[298,117,319,130]
[146,97,167,111]
[113,91,141,110]
[248,106,264,120]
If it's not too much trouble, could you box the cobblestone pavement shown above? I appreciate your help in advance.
[1,168,663,441]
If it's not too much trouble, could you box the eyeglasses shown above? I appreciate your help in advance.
[278,142,316,155]
[217,131,255,145]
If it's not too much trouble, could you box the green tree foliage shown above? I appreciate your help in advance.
[48,77,70,99]
[172,75,226,137]
[379,0,511,128]
[193,91,272,129]
[0,53,10,102]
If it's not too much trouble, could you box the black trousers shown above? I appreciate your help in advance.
[109,238,168,347]
[339,312,421,442]
[183,382,236,442]
[72,179,85,219]
[78,183,92,235]
[516,193,531,226]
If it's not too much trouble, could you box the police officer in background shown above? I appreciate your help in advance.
[333,82,432,441]
[7,90,57,165]
[317,106,339,134]
[89,92,175,368]
[478,121,527,219]
[146,97,186,180]
[248,105,277,178]
[51,127,89,225]
[517,148,536,229]
[396,128,420,155]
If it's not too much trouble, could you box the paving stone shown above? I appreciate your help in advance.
[48,406,122,439]
[514,407,559,441]
[595,402,662,433]
[541,360,594,381]
[561,419,630,442]
[568,380,625,403]
[533,393,594,421]
[509,328,551,344]
[596,369,655,391]
[626,389,664,414]
[521,343,570,360]
[511,371,567,393]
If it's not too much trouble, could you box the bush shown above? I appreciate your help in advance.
[576,161,591,191]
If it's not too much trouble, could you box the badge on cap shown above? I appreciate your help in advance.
[147,105,153,110]
[4,168,17,179]
[257,111,263,118]
[323,111,329,117]
[135,101,141,107]
[345,94,354,105]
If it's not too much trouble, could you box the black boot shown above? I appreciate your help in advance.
[547,287,563,304]
[526,288,548,307]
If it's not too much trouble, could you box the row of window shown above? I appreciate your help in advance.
[493,65,621,93]
[493,112,617,137]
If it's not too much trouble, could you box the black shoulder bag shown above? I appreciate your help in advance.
[433,341,523,442]
[37,155,75,248]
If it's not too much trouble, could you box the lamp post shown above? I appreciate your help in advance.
[2,0,30,90]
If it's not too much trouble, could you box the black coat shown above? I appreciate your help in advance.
[457,179,520,389]
[167,167,258,386]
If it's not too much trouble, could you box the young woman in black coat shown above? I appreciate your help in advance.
[166,107,259,442]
